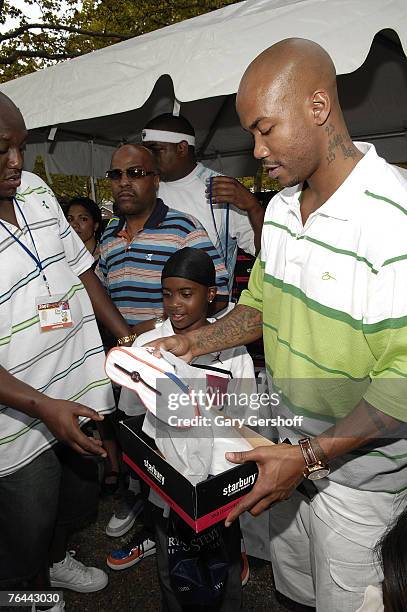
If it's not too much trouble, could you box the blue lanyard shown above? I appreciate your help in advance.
[224,203,229,270]
[208,176,230,270]
[0,198,51,295]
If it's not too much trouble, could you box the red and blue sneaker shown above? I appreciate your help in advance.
[107,529,156,570]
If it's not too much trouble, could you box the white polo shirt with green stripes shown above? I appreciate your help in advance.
[0,172,114,477]
[239,143,407,492]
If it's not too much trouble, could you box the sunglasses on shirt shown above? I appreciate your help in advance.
[105,167,157,181]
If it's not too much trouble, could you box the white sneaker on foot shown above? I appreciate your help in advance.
[105,490,144,537]
[49,551,108,593]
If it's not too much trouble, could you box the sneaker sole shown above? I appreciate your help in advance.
[50,575,108,593]
[106,547,156,570]
[105,501,144,538]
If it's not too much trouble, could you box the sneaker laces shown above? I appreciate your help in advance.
[62,550,91,581]
[120,529,152,553]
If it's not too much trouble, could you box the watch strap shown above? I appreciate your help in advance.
[298,437,319,468]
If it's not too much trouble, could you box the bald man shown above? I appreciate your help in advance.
[149,38,407,610]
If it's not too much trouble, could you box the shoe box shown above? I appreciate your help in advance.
[119,415,274,533]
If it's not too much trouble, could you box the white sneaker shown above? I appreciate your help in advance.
[49,551,108,593]
[105,490,144,537]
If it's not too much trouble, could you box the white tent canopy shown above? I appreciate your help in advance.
[2,0,407,178]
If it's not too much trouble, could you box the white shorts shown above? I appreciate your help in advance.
[268,480,406,611]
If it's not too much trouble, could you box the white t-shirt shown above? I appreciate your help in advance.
[158,162,255,290]
[0,172,114,477]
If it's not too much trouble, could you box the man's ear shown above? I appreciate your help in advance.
[311,90,331,126]
[154,173,160,191]
[177,141,190,158]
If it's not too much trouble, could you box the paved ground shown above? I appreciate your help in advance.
[63,493,294,612]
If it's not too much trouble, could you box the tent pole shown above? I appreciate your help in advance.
[90,176,96,202]
[89,139,96,201]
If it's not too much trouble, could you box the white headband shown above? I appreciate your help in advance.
[142,129,195,146]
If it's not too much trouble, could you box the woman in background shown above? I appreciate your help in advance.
[66,197,102,267]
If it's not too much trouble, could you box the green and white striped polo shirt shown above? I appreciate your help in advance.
[0,172,114,477]
[239,143,407,492]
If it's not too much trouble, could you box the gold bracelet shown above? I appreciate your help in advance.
[117,333,137,346]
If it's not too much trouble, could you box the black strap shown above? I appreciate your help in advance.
[190,362,233,378]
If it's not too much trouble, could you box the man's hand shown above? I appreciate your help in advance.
[224,444,305,526]
[145,334,193,362]
[208,176,265,253]
[38,397,107,458]
[209,176,260,212]
[0,365,107,457]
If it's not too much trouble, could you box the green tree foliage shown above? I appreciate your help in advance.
[0,0,238,82]
[240,173,281,194]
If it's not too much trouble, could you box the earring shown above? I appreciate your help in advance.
[208,299,213,303]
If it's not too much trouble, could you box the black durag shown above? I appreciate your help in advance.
[161,247,216,286]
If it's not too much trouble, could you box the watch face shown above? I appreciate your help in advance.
[308,467,330,480]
